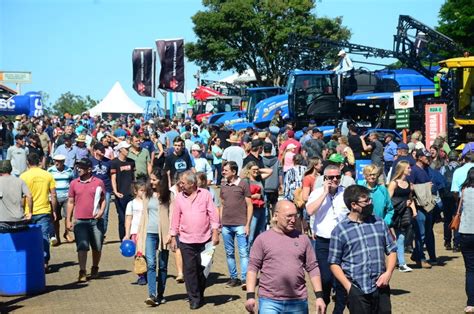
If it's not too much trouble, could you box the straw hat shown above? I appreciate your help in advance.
[226,135,240,144]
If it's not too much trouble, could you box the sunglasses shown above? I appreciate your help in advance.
[324,175,341,181]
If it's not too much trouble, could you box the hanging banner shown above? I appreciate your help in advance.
[425,103,447,148]
[132,48,154,97]
[156,39,185,93]
[393,91,414,110]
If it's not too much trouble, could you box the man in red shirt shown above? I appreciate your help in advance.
[66,158,106,283]
[278,130,301,159]
[170,170,220,310]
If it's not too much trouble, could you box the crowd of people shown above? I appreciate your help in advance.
[0,112,474,313]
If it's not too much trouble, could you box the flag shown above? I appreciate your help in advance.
[156,39,185,93]
[132,48,154,97]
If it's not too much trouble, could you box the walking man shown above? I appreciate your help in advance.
[0,160,32,224]
[220,161,253,290]
[329,185,397,313]
[245,200,326,313]
[170,171,220,310]
[66,158,106,282]
[6,134,28,176]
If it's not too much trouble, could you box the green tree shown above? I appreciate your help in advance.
[185,0,351,86]
[52,92,98,116]
[437,0,474,54]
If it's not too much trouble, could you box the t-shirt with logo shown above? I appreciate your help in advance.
[90,157,112,193]
[110,158,135,196]
[164,152,192,181]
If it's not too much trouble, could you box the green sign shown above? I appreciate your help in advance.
[395,109,410,129]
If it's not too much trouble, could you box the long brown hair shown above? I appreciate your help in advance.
[147,168,171,204]
[390,160,410,183]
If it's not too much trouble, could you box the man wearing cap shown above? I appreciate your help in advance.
[278,130,301,159]
[54,134,79,169]
[128,135,151,178]
[191,127,203,145]
[0,160,32,225]
[191,144,213,184]
[222,135,246,175]
[66,158,106,282]
[75,134,90,161]
[411,148,437,268]
[333,50,356,96]
[302,128,327,160]
[6,134,29,176]
[89,143,113,236]
[48,154,74,244]
[110,141,135,241]
[383,133,398,176]
[21,153,58,270]
[36,124,51,158]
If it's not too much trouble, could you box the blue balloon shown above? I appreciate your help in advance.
[120,240,136,258]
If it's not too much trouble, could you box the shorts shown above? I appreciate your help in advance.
[55,199,68,220]
[74,219,104,252]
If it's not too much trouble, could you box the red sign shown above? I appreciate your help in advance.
[425,103,447,148]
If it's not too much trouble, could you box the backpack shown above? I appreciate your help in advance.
[442,164,458,197]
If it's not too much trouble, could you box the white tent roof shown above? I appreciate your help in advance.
[88,82,144,116]
[220,69,256,84]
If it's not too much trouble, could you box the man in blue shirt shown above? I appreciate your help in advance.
[383,134,398,176]
[329,185,397,314]
[451,152,474,196]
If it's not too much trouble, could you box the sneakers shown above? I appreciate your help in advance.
[78,270,87,283]
[145,295,159,307]
[444,242,452,250]
[157,297,167,304]
[465,305,474,313]
[137,275,147,285]
[90,266,99,279]
[453,245,461,253]
[225,278,241,288]
[176,273,184,283]
[398,264,413,272]
[50,236,59,247]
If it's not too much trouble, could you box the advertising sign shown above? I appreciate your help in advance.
[425,103,447,148]
[156,39,185,93]
[393,91,414,110]
[0,71,32,83]
[132,48,154,97]
[395,109,410,129]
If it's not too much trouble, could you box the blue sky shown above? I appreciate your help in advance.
[0,0,445,109]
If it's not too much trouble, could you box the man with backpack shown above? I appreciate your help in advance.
[441,151,461,251]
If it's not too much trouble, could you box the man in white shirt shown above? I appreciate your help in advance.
[306,165,349,313]
[222,135,246,175]
[191,144,213,185]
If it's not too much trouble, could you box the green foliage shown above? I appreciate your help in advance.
[51,92,98,116]
[437,0,474,54]
[185,0,351,86]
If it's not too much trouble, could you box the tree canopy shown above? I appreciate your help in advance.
[437,0,474,54]
[51,92,98,116]
[185,0,351,86]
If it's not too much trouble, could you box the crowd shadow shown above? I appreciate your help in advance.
[437,255,459,265]
[94,269,130,279]
[207,272,229,285]
[48,261,78,273]
[391,288,410,296]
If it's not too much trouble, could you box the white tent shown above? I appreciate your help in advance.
[220,69,257,84]
[88,82,144,116]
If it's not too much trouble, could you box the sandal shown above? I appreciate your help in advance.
[63,232,74,243]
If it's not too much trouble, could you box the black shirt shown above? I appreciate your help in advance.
[348,134,363,159]
[110,157,135,196]
[164,151,193,181]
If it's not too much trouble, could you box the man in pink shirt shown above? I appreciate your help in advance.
[170,170,220,310]
[245,200,325,314]
[66,158,106,283]
[278,130,301,159]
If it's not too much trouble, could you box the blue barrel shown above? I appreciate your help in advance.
[0,225,46,295]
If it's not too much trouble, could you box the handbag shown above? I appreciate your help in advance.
[449,195,463,231]
[133,255,147,275]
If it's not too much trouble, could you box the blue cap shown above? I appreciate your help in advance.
[302,127,308,132]
[397,143,409,150]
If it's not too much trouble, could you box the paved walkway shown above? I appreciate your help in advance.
[0,210,467,313]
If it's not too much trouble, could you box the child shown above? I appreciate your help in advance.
[124,180,147,285]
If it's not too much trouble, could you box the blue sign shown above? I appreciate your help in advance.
[355,159,371,185]
[0,92,43,117]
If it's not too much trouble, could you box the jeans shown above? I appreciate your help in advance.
[395,228,407,266]
[259,297,308,314]
[222,225,248,282]
[0,148,7,160]
[114,194,133,240]
[412,208,436,262]
[31,214,52,263]
[248,207,267,250]
[145,233,169,298]
[461,233,474,306]
[98,191,112,236]
[442,195,460,246]
[314,237,346,313]
[214,163,222,185]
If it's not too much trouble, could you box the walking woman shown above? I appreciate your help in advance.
[388,161,417,273]
[211,137,223,185]
[135,168,172,306]
[459,168,474,313]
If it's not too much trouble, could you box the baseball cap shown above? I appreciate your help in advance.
[415,148,431,158]
[263,142,273,153]
[312,127,322,133]
[251,139,264,148]
[76,158,92,169]
[114,141,131,151]
[397,143,409,150]
[191,144,202,151]
[287,130,295,138]
[338,49,346,56]
[52,154,66,161]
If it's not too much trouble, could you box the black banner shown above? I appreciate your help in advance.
[132,48,154,97]
[156,39,185,93]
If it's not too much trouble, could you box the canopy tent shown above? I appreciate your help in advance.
[220,69,257,84]
[88,82,144,116]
